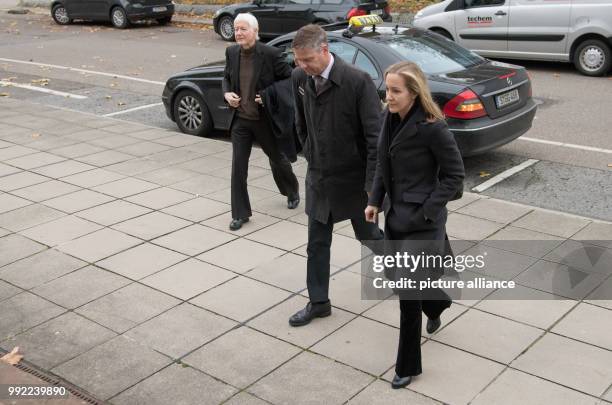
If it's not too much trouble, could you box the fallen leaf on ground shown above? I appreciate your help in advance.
[0,93,10,97]
[105,95,112,100]
[117,101,126,106]
[479,171,491,178]
[31,133,41,138]
[1,347,23,365]
[31,78,50,86]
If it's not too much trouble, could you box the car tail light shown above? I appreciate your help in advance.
[443,89,487,119]
[347,7,366,19]
[384,5,391,14]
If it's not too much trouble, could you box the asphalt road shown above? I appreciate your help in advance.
[1,10,610,220]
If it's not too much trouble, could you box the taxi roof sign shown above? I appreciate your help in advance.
[348,14,384,28]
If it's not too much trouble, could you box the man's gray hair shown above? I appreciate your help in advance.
[234,13,260,39]
[292,24,328,50]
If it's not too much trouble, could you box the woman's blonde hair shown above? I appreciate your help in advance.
[384,61,444,122]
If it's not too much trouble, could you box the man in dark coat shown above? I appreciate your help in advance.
[222,13,300,231]
[288,24,384,326]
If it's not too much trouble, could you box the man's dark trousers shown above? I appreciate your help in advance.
[231,116,299,220]
[306,214,384,303]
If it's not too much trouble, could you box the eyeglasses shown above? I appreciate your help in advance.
[234,27,254,33]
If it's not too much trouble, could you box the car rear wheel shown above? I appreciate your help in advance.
[173,90,213,137]
[111,6,129,29]
[573,39,611,76]
[157,16,172,25]
[218,15,235,41]
[51,4,71,25]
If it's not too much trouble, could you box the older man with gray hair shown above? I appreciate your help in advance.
[222,13,300,231]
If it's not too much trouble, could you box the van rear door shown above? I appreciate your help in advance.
[454,0,509,53]
[507,0,571,60]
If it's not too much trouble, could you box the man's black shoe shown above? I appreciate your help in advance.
[229,218,249,231]
[287,193,300,209]
[426,317,441,334]
[289,301,331,326]
[391,374,412,389]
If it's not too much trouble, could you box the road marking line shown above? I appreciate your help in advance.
[519,137,612,155]
[0,80,88,99]
[103,102,164,117]
[0,57,166,86]
[471,159,539,193]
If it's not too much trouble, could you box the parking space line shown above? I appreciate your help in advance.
[519,137,612,155]
[471,159,539,193]
[103,102,164,117]
[0,57,166,86]
[0,80,88,99]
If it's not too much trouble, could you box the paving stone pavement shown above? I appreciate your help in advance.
[1,98,611,404]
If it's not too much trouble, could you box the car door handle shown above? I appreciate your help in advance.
[495,10,507,16]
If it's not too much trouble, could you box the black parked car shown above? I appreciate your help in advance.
[50,0,174,28]
[163,20,537,156]
[213,0,391,41]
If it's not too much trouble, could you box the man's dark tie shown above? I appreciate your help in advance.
[314,75,326,95]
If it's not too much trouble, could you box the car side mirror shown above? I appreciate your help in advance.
[253,0,262,5]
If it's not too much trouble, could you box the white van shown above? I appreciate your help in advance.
[412,0,612,76]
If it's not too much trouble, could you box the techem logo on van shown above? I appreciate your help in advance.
[467,16,493,25]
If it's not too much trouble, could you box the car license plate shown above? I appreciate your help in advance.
[372,8,383,15]
[496,89,519,108]
[153,6,167,12]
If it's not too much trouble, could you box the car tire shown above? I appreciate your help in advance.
[110,6,130,29]
[51,4,71,25]
[218,15,235,41]
[573,39,611,76]
[157,16,172,25]
[431,28,453,41]
[173,90,213,137]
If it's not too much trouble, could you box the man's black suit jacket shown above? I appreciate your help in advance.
[222,41,292,127]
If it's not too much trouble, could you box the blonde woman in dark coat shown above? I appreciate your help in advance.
[365,61,465,389]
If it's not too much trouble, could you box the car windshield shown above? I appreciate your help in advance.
[381,32,484,75]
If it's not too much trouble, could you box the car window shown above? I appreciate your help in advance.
[464,0,504,8]
[274,41,296,67]
[382,33,484,75]
[289,0,311,3]
[322,0,343,4]
[355,51,379,79]
[329,40,357,64]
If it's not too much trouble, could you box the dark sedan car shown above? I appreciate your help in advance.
[213,0,391,41]
[50,0,174,28]
[163,19,537,156]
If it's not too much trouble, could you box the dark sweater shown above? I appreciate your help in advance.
[237,46,259,120]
